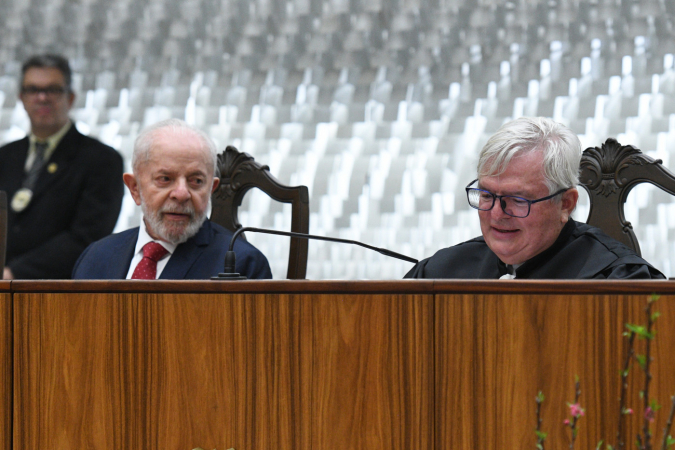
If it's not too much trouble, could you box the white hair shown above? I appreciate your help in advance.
[132,118,218,175]
[477,117,581,195]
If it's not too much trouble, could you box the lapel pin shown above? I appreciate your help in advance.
[47,162,58,174]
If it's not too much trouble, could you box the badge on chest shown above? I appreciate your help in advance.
[11,188,33,212]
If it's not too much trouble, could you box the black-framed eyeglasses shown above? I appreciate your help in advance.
[465,179,569,218]
[21,85,69,98]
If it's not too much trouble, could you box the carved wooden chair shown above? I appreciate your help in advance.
[0,191,6,271]
[579,138,675,256]
[211,146,310,279]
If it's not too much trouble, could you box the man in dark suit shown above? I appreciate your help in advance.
[0,54,124,279]
[72,118,272,280]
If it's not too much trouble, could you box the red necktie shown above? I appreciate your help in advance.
[131,242,168,280]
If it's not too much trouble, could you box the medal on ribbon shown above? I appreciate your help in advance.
[11,188,33,212]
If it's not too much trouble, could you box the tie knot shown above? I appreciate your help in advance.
[35,141,48,155]
[142,242,168,262]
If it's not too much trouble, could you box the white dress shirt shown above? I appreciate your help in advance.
[125,218,177,279]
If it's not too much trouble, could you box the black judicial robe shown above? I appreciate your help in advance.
[404,219,665,279]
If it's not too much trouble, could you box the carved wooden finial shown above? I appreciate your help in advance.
[214,146,270,201]
[217,146,257,181]
[580,138,656,197]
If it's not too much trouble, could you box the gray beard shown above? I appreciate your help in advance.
[140,194,207,245]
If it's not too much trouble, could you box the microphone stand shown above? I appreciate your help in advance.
[212,226,418,280]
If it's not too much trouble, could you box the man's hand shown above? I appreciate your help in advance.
[2,267,14,280]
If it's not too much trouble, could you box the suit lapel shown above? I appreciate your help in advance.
[159,222,211,279]
[0,138,29,195]
[32,125,80,198]
[110,230,138,279]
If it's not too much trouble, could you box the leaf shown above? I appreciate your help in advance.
[625,323,641,333]
[652,311,661,321]
[536,445,543,450]
[640,390,645,399]
[606,445,614,450]
[649,293,660,304]
[535,430,548,440]
[636,354,647,370]
[595,440,604,450]
[666,435,675,447]
[536,391,545,403]
[626,323,652,339]
[650,399,662,411]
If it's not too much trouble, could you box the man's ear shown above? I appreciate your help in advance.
[211,177,220,194]
[560,187,579,222]
[123,173,142,206]
[67,91,75,109]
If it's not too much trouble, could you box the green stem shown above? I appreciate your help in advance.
[659,395,675,450]
[570,379,582,450]
[642,302,655,450]
[618,332,636,450]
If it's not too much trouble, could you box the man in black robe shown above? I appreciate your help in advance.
[405,117,664,280]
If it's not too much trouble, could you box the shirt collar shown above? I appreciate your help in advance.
[30,120,71,148]
[135,217,178,256]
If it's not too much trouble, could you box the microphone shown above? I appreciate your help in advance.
[211,226,419,280]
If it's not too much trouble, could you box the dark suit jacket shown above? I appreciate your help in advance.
[404,219,665,279]
[72,220,273,280]
[0,124,124,279]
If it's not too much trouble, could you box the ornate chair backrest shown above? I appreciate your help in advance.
[0,191,6,271]
[210,146,310,279]
[579,138,675,256]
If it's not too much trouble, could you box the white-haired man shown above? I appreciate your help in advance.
[73,119,272,279]
[406,117,664,279]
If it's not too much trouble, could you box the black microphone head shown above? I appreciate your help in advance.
[212,249,248,280]
[224,250,236,273]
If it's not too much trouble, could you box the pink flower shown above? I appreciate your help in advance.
[569,403,585,418]
[625,408,634,415]
[563,419,570,425]
[645,407,655,422]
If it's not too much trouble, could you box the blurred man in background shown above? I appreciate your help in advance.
[0,54,124,279]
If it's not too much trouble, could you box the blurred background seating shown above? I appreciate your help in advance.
[2,0,675,278]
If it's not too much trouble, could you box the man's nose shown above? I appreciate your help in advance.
[170,178,191,201]
[491,198,510,219]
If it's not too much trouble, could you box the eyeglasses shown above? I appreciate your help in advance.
[465,179,569,218]
[21,85,69,98]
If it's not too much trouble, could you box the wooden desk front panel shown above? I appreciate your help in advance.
[13,292,432,450]
[436,293,675,450]
[0,291,10,450]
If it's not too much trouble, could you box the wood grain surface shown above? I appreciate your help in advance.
[10,279,675,295]
[436,293,675,450]
[13,291,432,450]
[0,292,10,450]
[308,294,432,450]
[9,282,675,450]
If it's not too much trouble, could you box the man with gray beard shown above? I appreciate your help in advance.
[72,119,272,279]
